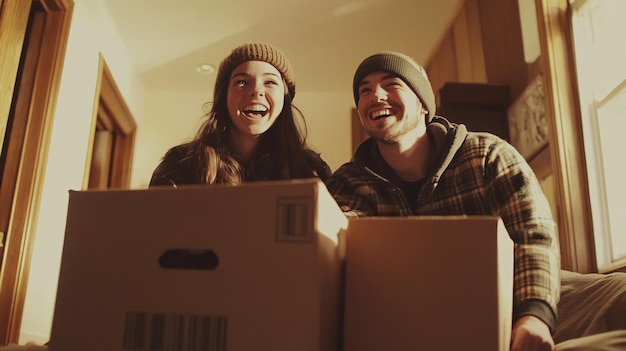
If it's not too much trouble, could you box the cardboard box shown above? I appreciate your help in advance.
[342,216,513,351]
[49,179,347,351]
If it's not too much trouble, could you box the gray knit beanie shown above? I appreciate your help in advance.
[353,51,436,122]
[214,42,296,101]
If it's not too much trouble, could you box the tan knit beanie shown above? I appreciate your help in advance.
[214,42,296,101]
[353,51,436,122]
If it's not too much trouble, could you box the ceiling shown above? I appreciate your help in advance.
[103,0,464,94]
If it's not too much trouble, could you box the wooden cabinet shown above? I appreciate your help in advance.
[437,82,510,141]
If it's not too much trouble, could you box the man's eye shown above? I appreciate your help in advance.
[359,88,371,95]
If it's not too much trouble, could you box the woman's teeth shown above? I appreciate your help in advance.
[243,104,268,117]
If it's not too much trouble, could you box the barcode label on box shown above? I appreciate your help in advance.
[276,197,313,242]
[123,312,227,351]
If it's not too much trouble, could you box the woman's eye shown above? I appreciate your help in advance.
[265,79,279,85]
[235,79,247,86]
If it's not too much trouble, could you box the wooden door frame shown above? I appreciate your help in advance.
[0,0,31,147]
[350,108,368,153]
[87,54,136,190]
[0,0,74,344]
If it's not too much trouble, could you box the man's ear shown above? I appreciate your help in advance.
[418,99,428,116]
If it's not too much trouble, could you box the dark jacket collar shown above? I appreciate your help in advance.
[352,116,468,185]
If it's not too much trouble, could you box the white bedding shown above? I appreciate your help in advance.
[554,270,626,351]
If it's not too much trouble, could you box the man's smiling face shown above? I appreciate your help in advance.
[356,71,427,143]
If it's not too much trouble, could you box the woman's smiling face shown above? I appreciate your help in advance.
[226,60,286,136]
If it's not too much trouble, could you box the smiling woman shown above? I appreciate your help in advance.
[225,61,286,140]
[148,42,331,187]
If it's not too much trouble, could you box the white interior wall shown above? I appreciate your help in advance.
[132,88,209,188]
[19,0,144,343]
[294,91,354,172]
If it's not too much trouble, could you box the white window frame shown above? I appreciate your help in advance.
[571,0,626,271]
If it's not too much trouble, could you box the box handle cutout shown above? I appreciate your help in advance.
[158,249,219,270]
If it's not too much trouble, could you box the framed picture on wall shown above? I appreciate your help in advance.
[507,75,549,160]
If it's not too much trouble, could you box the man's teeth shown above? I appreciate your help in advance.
[372,109,392,120]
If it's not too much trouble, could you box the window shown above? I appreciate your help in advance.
[571,0,626,271]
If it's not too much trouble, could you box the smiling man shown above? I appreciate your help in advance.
[325,51,561,351]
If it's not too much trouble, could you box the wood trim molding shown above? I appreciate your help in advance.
[0,0,31,147]
[89,54,136,189]
[100,60,137,135]
[535,0,596,272]
[449,0,488,83]
[0,0,74,344]
[350,108,367,153]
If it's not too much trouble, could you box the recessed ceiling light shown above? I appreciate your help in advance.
[196,64,215,75]
[332,2,366,17]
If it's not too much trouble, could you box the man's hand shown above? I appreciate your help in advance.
[510,315,554,351]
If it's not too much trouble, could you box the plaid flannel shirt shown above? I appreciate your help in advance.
[326,116,561,330]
